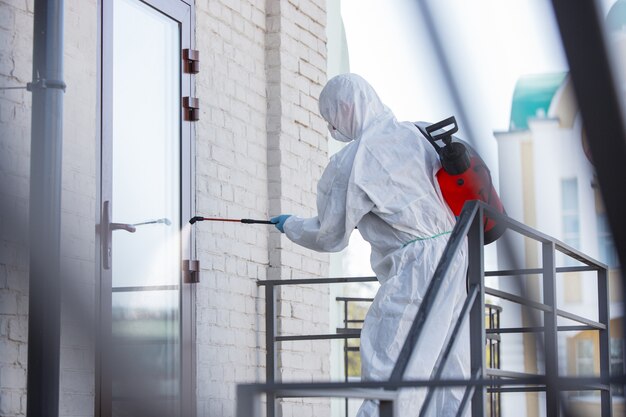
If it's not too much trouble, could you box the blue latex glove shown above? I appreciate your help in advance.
[270,214,291,233]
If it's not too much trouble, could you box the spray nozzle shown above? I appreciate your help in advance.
[189,216,204,224]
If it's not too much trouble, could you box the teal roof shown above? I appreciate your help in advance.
[607,0,626,31]
[509,72,567,130]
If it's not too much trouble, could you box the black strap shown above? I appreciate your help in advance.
[414,122,443,155]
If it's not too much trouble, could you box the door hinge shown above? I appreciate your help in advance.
[183,259,200,283]
[183,97,199,121]
[183,49,200,74]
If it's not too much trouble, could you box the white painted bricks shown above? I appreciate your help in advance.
[0,0,331,416]
[1,0,97,415]
[196,0,330,416]
[0,0,34,415]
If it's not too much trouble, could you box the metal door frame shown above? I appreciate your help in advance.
[96,0,195,415]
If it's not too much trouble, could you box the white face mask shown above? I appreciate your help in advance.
[328,123,353,143]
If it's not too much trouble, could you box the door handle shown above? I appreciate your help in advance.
[110,222,137,233]
[101,201,136,270]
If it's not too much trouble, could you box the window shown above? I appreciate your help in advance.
[576,339,594,376]
[611,338,624,396]
[597,213,619,268]
[561,178,580,266]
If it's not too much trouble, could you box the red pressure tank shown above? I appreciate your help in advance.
[416,117,506,245]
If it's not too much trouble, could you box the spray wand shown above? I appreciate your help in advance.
[189,216,277,225]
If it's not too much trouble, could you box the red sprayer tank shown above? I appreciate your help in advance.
[416,117,506,245]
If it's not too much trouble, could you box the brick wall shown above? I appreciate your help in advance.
[0,0,330,415]
[1,0,97,415]
[265,1,330,416]
[195,0,330,415]
[0,1,34,415]
[194,2,269,415]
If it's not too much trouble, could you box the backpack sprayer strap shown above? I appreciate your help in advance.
[415,117,470,175]
[414,116,458,153]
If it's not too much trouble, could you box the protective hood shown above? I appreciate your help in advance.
[319,73,392,142]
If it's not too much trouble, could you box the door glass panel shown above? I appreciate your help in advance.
[112,0,180,289]
[111,290,180,415]
[110,0,180,414]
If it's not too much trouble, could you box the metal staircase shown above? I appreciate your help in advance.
[240,200,612,417]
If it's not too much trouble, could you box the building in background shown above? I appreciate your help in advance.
[494,69,624,417]
[491,2,626,416]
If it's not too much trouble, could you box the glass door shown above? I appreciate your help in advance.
[99,0,193,416]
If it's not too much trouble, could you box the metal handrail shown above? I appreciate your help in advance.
[334,294,502,417]
[246,200,611,417]
[336,295,370,416]
[257,275,378,417]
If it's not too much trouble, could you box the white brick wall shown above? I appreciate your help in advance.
[195,1,270,412]
[0,0,33,415]
[265,1,330,416]
[196,0,330,415]
[1,0,97,415]
[1,0,331,415]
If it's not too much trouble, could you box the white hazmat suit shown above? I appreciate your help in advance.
[281,74,470,416]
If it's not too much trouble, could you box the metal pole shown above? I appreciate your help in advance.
[542,243,559,416]
[496,308,501,417]
[597,267,612,417]
[266,284,277,417]
[468,207,485,417]
[27,0,65,416]
[379,400,394,417]
[344,300,349,417]
[236,385,261,417]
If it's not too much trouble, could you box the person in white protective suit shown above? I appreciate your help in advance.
[271,73,470,417]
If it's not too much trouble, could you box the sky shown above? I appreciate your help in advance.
[335,0,574,278]
[340,0,570,171]
[333,0,623,282]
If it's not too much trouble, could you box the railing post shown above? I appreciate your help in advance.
[468,207,485,416]
[598,267,612,417]
[542,242,559,415]
[344,299,349,417]
[237,385,262,417]
[266,284,277,417]
[379,400,394,417]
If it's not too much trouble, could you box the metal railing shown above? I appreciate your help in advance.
[242,201,611,417]
[485,303,502,417]
[336,296,371,417]
[335,297,502,417]
[258,276,377,417]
